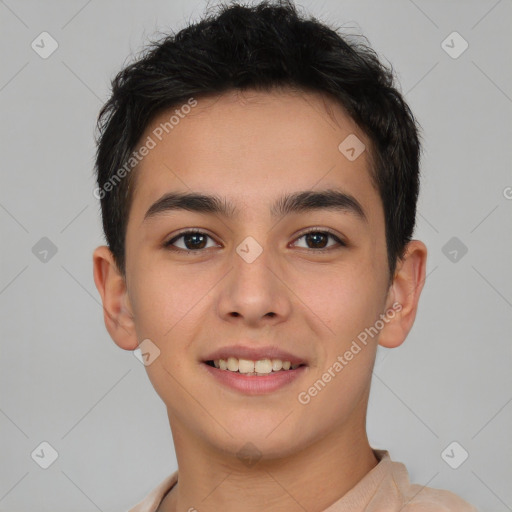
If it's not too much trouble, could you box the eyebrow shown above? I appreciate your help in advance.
[143,188,368,224]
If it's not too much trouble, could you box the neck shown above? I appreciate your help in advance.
[159,411,378,512]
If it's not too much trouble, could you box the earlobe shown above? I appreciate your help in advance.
[92,245,139,351]
[378,240,428,349]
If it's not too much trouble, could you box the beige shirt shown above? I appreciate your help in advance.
[128,449,478,511]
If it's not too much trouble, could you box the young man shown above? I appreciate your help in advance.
[92,1,477,510]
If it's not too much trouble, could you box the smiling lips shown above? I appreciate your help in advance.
[202,344,307,393]
[207,357,301,375]
[204,346,306,375]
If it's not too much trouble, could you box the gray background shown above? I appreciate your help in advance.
[1,0,511,510]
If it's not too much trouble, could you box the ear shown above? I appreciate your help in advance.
[92,245,138,351]
[378,240,428,349]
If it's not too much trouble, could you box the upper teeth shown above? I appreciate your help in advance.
[213,357,300,374]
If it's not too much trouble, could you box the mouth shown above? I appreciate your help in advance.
[204,358,305,375]
[201,349,308,395]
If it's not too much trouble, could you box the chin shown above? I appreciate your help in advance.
[207,418,312,463]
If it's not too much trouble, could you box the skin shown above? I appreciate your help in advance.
[93,88,427,512]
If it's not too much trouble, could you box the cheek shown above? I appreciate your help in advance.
[299,264,381,419]
[292,261,385,344]
[128,261,198,345]
[295,353,375,442]
[128,264,203,408]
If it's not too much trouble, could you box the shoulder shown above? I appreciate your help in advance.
[399,483,479,511]
[128,471,178,512]
[379,451,478,512]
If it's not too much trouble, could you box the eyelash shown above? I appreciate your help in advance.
[163,228,346,254]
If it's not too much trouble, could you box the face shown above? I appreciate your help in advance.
[112,89,398,460]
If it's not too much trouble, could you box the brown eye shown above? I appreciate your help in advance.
[292,230,345,251]
[164,230,217,252]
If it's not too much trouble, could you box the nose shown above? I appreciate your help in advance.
[216,241,293,328]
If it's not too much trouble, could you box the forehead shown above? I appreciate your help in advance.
[128,88,381,225]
